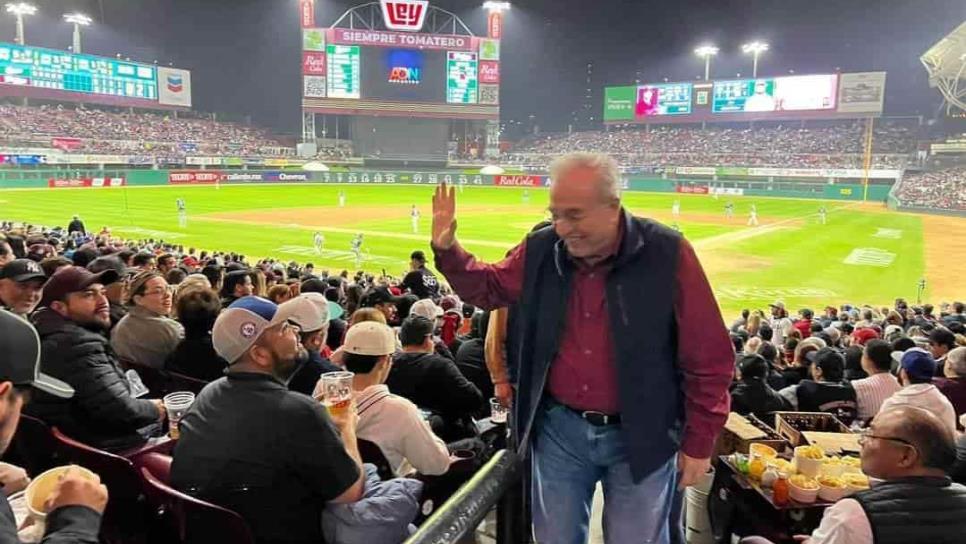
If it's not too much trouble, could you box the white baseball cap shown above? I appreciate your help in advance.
[410,298,443,320]
[212,296,301,364]
[280,293,329,333]
[342,322,396,356]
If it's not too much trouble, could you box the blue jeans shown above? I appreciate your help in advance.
[531,399,678,544]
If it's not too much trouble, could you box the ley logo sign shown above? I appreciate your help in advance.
[380,0,428,32]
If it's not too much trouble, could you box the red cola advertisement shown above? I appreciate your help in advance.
[169,170,223,184]
[675,185,709,194]
[494,175,544,187]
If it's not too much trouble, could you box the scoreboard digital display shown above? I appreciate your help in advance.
[712,75,838,113]
[0,42,156,100]
[604,73,869,124]
[636,83,692,116]
[301,28,498,119]
[446,52,478,104]
[326,45,361,99]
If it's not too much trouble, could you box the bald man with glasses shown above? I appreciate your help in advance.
[745,406,966,544]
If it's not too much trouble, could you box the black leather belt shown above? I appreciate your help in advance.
[578,410,622,426]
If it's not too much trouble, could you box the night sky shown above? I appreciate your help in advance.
[8,0,964,135]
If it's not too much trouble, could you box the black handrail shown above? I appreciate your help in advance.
[404,449,523,544]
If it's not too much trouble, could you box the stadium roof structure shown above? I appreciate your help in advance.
[921,21,966,113]
[329,1,474,36]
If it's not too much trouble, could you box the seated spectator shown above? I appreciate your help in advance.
[0,238,12,268]
[929,328,957,376]
[409,298,456,361]
[388,316,483,441]
[361,286,403,324]
[780,337,826,386]
[329,308,390,367]
[86,257,129,329]
[39,256,73,278]
[850,340,902,423]
[284,293,341,396]
[324,287,348,352]
[166,287,226,382]
[131,252,156,272]
[934,347,966,424]
[267,284,292,304]
[337,321,451,476]
[789,407,966,544]
[880,348,957,435]
[730,354,790,420]
[28,266,164,452]
[220,269,253,308]
[843,345,868,381]
[171,296,364,544]
[0,259,46,318]
[0,309,108,541]
[793,309,814,338]
[756,342,787,390]
[111,271,184,369]
[779,348,857,424]
[454,311,494,417]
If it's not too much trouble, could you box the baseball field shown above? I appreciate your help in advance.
[2,183,962,317]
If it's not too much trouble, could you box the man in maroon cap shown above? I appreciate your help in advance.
[27,266,166,452]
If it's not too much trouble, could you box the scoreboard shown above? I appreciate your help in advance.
[301,28,499,119]
[604,72,884,124]
[0,42,156,100]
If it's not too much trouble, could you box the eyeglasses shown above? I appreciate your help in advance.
[858,428,917,449]
[142,286,174,297]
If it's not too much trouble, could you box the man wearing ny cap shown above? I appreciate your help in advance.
[327,321,452,477]
[0,309,108,542]
[26,266,165,452]
[401,251,440,301]
[282,293,341,396]
[878,348,956,435]
[0,259,47,318]
[171,296,364,544]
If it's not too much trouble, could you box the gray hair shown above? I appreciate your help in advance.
[549,152,622,202]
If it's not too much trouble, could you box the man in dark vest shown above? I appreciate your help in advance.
[431,152,733,543]
[786,406,966,543]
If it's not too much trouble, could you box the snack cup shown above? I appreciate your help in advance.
[749,443,778,460]
[794,447,825,479]
[25,466,98,521]
[820,463,846,478]
[789,480,819,503]
[818,481,847,502]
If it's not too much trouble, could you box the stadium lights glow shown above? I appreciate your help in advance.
[694,45,718,81]
[742,41,769,78]
[64,12,92,53]
[6,2,36,45]
[482,1,511,12]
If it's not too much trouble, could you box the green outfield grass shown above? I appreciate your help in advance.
[0,183,944,317]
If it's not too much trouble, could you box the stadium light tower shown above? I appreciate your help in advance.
[694,45,719,81]
[742,41,769,78]
[64,13,92,54]
[5,2,36,45]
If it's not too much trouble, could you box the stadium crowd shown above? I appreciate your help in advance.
[0,103,349,161]
[508,123,915,169]
[2,211,966,543]
[895,166,966,211]
[0,218,497,543]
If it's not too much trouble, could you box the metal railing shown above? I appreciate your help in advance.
[405,449,526,544]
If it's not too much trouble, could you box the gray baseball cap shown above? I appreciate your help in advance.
[0,310,74,398]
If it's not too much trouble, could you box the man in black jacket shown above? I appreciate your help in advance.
[401,251,440,301]
[27,266,165,452]
[730,354,789,420]
[388,316,483,440]
[778,347,858,425]
[0,309,107,542]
